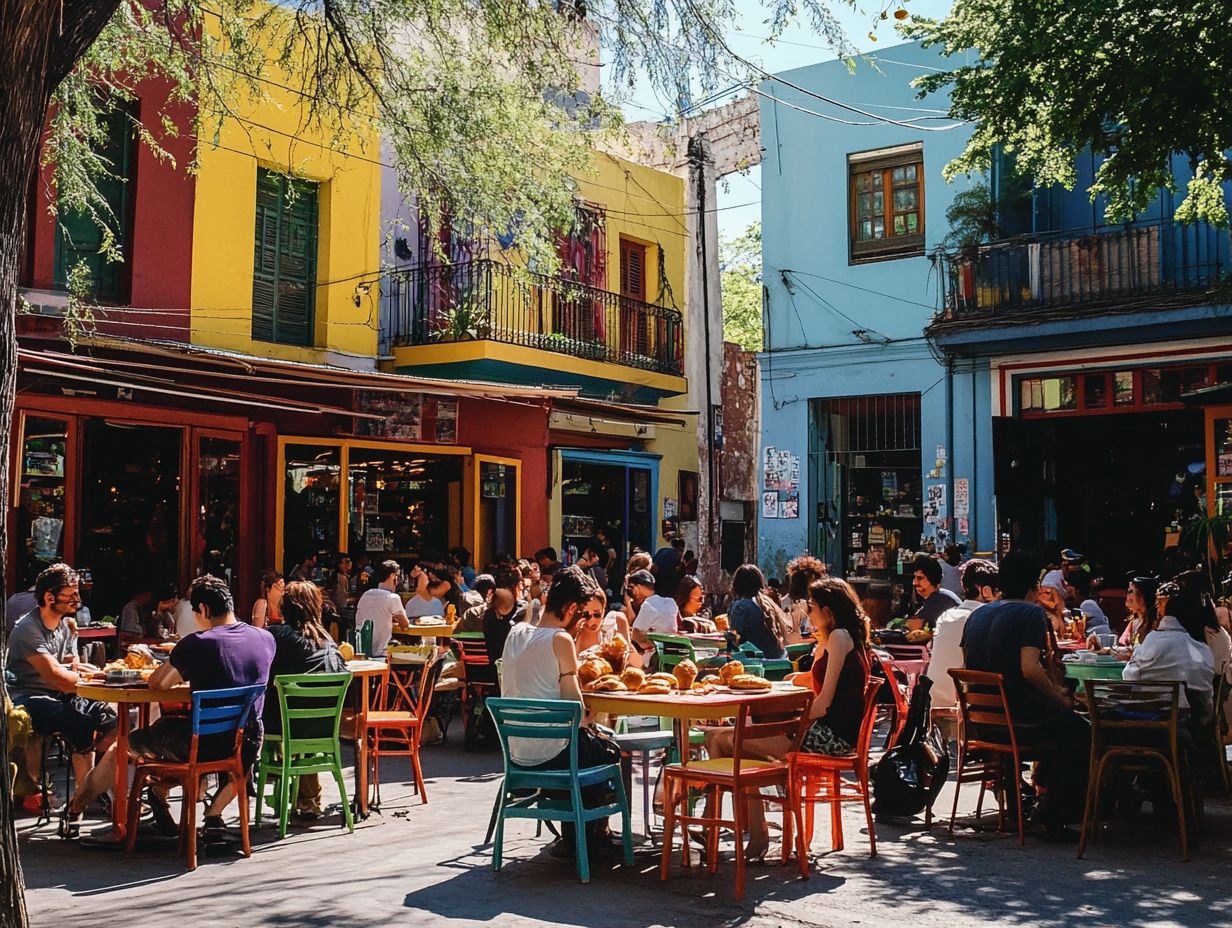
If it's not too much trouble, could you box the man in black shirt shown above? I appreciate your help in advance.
[961,551,1089,840]
[482,566,526,663]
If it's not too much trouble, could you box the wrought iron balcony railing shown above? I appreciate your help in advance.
[385,259,685,377]
[935,218,1227,323]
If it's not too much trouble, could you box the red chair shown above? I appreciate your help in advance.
[788,676,884,864]
[367,653,446,806]
[124,685,264,870]
[454,637,499,751]
[875,652,911,748]
[659,690,813,901]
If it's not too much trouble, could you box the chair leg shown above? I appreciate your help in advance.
[611,771,634,866]
[254,755,268,829]
[572,788,590,884]
[781,790,792,866]
[484,780,504,845]
[861,771,877,858]
[949,743,966,833]
[733,786,747,902]
[184,777,198,871]
[706,785,720,874]
[1165,758,1189,862]
[124,772,146,857]
[640,752,652,838]
[236,764,252,859]
[491,787,507,872]
[330,761,354,832]
[792,771,810,879]
[830,771,844,852]
[410,732,428,805]
[1011,755,1025,847]
[659,776,675,882]
[1077,751,1100,859]
[276,765,291,840]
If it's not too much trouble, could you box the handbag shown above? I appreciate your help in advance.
[871,675,950,817]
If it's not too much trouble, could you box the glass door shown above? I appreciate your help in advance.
[194,432,243,592]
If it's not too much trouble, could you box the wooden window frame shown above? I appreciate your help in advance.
[252,168,320,348]
[848,145,925,263]
[619,236,649,303]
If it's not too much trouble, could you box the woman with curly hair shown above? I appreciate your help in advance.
[783,554,827,644]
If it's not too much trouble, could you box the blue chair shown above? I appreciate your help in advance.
[124,684,264,870]
[486,698,634,882]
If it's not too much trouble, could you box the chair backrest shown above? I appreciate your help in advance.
[648,633,698,662]
[455,637,498,687]
[853,675,887,773]
[274,672,352,744]
[875,652,911,744]
[189,684,265,764]
[881,643,931,664]
[486,697,581,773]
[730,689,814,767]
[1084,679,1181,753]
[949,668,1022,754]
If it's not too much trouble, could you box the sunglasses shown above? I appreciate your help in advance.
[578,610,604,620]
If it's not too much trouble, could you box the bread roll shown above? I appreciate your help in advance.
[620,667,647,689]
[578,656,613,686]
[673,658,698,690]
[719,661,745,684]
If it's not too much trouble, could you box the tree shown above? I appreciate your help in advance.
[0,3,855,924]
[908,0,1232,227]
[720,220,762,351]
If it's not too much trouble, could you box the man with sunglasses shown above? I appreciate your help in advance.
[6,563,117,807]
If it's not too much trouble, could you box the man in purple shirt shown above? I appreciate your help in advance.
[63,575,275,840]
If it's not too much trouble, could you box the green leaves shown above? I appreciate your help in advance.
[720,220,763,352]
[911,0,1232,226]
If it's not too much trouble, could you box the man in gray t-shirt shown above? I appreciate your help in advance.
[7,565,116,804]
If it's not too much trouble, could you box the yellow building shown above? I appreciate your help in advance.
[190,12,382,367]
[384,149,699,559]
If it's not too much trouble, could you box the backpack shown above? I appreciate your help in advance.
[871,674,950,818]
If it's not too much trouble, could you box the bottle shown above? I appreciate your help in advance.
[360,620,374,658]
[446,603,457,624]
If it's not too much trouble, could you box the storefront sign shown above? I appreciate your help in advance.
[354,391,460,443]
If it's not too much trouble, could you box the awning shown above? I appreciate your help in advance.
[551,395,697,428]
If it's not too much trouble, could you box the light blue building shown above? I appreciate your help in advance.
[759,40,1232,615]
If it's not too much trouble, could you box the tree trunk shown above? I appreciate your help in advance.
[0,4,121,925]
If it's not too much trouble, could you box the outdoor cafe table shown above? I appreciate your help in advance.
[392,622,458,639]
[584,683,811,858]
[75,679,190,843]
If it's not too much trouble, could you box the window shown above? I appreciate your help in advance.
[849,145,924,261]
[619,237,647,302]
[55,106,134,301]
[253,168,319,346]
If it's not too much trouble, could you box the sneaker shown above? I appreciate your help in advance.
[146,789,179,837]
[57,805,83,840]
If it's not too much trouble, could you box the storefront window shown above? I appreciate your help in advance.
[1114,371,1134,405]
[1083,374,1108,409]
[283,443,341,571]
[80,421,181,619]
[347,450,461,562]
[198,436,241,589]
[560,457,655,568]
[17,416,68,590]
[1042,376,1077,411]
[477,460,518,567]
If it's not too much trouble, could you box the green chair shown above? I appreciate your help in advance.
[486,698,634,882]
[255,672,355,838]
[735,642,793,681]
[647,633,708,671]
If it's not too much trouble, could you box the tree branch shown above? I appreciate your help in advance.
[46,0,123,90]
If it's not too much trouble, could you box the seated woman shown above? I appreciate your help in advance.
[1118,575,1159,646]
[675,575,716,633]
[726,564,789,661]
[266,581,346,819]
[704,577,871,860]
[574,589,640,670]
[1035,578,1069,637]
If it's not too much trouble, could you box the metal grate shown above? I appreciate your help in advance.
[821,393,921,460]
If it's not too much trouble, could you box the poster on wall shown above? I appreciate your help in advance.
[762,491,781,520]
[435,398,458,444]
[761,447,801,518]
[954,478,970,518]
[924,484,947,526]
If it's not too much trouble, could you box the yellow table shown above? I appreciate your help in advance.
[344,659,389,817]
[392,623,458,639]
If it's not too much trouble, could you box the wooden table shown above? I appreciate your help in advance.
[585,684,810,859]
[76,680,190,842]
[392,623,458,639]
[344,659,389,817]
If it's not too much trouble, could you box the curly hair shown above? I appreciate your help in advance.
[786,555,827,601]
[807,577,871,649]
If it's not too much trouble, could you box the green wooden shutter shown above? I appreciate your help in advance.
[251,168,318,346]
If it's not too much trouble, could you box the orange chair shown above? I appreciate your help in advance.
[366,653,446,807]
[875,652,911,747]
[659,690,813,900]
[788,675,883,863]
[454,636,499,751]
[948,668,1054,845]
[124,685,263,870]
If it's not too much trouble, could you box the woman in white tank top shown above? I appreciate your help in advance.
[500,622,572,765]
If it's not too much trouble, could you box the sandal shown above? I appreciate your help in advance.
[58,804,83,840]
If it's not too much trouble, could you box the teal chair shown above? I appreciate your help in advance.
[646,633,700,671]
[486,698,634,882]
[255,672,355,838]
[735,642,793,681]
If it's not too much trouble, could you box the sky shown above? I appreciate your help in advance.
[617,0,954,239]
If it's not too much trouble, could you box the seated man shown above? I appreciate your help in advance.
[6,564,116,817]
[456,573,495,633]
[627,569,679,661]
[908,556,962,630]
[482,567,526,663]
[930,558,999,711]
[66,575,276,841]
[500,564,620,856]
[960,551,1090,841]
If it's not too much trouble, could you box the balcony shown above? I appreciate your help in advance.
[933,219,1228,329]
[385,260,685,381]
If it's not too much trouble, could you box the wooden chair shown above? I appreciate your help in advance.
[454,635,499,751]
[1210,672,1230,793]
[124,685,264,870]
[948,669,1054,845]
[1078,679,1191,860]
[659,689,813,901]
[367,653,446,807]
[789,675,883,863]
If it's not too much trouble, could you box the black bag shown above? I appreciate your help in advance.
[871,675,950,817]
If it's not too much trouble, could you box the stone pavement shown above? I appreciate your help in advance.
[17,737,1232,928]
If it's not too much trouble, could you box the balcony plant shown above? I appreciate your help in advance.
[432,300,490,342]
